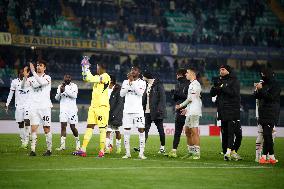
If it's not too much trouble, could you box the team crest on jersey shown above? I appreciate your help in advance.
[98,116,103,121]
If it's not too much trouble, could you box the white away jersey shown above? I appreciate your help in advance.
[55,82,78,112]
[181,80,202,116]
[28,72,52,109]
[6,78,31,109]
[120,78,146,113]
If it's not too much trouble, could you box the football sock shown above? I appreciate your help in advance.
[139,132,145,156]
[110,131,114,146]
[255,142,262,159]
[116,139,121,149]
[194,145,200,155]
[124,130,130,155]
[106,137,110,149]
[99,127,106,152]
[31,132,37,152]
[19,128,25,144]
[226,148,231,155]
[188,145,194,154]
[45,132,52,151]
[272,130,276,142]
[81,128,93,152]
[60,136,66,149]
[75,136,80,148]
[261,155,267,159]
[23,126,30,145]
[269,154,275,160]
[160,146,165,150]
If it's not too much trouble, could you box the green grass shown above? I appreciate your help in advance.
[0,134,283,189]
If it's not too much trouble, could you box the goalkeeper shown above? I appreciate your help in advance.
[73,57,110,157]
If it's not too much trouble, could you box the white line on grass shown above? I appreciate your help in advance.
[0,166,272,172]
[108,158,249,167]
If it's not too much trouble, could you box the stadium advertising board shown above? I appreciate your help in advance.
[163,43,284,60]
[11,34,103,49]
[107,41,161,54]
[0,32,12,45]
[6,33,284,59]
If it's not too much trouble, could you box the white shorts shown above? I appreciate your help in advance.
[107,125,121,132]
[122,113,145,129]
[15,107,30,122]
[30,108,51,127]
[184,115,200,128]
[59,110,78,124]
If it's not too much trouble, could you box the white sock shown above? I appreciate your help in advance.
[110,131,114,146]
[60,136,66,149]
[256,132,263,159]
[226,148,231,155]
[116,139,121,149]
[261,154,267,159]
[194,145,200,155]
[255,143,262,160]
[19,128,25,144]
[123,130,130,156]
[106,137,110,149]
[160,146,165,150]
[31,132,37,152]
[45,132,52,151]
[75,136,80,148]
[272,130,276,142]
[23,126,31,145]
[138,132,145,156]
[188,145,194,154]
[269,154,275,160]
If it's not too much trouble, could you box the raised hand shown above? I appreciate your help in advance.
[180,108,187,115]
[29,62,35,72]
[81,56,90,67]
[60,83,65,93]
[127,72,134,83]
[23,66,30,78]
[175,104,181,110]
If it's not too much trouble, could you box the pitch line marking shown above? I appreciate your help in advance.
[0,166,272,172]
[108,158,249,167]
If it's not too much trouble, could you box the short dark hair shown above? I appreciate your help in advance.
[110,74,116,84]
[176,68,187,77]
[142,70,154,79]
[37,59,47,67]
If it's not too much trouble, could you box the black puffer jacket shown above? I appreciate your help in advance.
[109,84,124,126]
[210,73,240,121]
[172,77,190,113]
[254,70,281,125]
[143,79,167,120]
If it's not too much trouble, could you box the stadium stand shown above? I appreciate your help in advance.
[1,0,283,46]
[0,0,284,125]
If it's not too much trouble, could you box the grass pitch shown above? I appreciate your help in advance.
[0,134,283,189]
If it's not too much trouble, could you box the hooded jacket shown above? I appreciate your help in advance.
[210,72,240,121]
[254,69,281,125]
[109,84,124,126]
[143,79,167,120]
